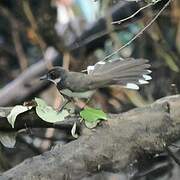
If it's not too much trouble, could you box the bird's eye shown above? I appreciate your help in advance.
[49,72,56,79]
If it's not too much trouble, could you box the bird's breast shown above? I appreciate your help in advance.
[60,89,95,99]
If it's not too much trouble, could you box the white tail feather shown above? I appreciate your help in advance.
[125,83,139,90]
[139,79,149,84]
[143,74,152,80]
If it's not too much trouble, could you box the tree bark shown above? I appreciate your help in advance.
[0,95,180,180]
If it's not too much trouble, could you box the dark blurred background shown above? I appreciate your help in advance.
[0,0,179,179]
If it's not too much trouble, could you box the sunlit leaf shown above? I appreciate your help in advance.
[0,132,16,148]
[80,107,107,128]
[35,98,69,123]
[7,105,32,128]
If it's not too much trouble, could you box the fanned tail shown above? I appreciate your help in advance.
[89,58,151,90]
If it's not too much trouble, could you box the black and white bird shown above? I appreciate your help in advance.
[40,58,152,99]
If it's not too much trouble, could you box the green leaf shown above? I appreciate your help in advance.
[80,107,107,128]
[7,105,32,128]
[0,132,16,148]
[84,121,100,129]
[35,98,69,123]
[80,107,107,122]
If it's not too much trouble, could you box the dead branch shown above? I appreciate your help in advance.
[0,48,58,106]
[0,95,180,180]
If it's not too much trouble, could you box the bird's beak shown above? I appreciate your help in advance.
[40,74,48,81]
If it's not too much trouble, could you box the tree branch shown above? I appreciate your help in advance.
[0,48,58,106]
[1,95,180,180]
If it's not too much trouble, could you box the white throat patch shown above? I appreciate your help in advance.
[49,78,61,85]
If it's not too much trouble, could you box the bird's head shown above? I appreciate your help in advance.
[40,67,67,85]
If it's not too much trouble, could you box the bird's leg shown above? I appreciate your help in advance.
[85,97,91,105]
[82,96,93,108]
[59,99,70,111]
[59,95,74,111]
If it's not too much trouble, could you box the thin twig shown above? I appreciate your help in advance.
[102,0,172,61]
[22,0,46,50]
[22,0,53,70]
[11,22,28,71]
[0,6,28,71]
[106,5,121,54]
[111,2,154,25]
